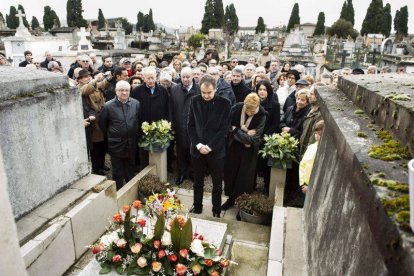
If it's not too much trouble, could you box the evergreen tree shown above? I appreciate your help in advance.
[340,1,348,22]
[224,4,238,35]
[313,12,325,36]
[255,17,266,34]
[381,3,392,37]
[287,3,300,33]
[98,9,105,30]
[201,0,216,34]
[6,6,19,29]
[0,12,5,27]
[43,6,60,31]
[136,12,144,31]
[17,5,29,28]
[214,0,225,28]
[66,0,87,28]
[31,16,40,30]
[148,9,155,31]
[394,6,408,41]
[361,0,383,35]
[119,18,133,35]
[346,0,355,26]
[142,14,149,33]
[327,18,358,39]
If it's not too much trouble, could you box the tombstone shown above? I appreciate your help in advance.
[14,9,31,37]
[114,21,126,50]
[0,13,6,30]
[77,27,93,51]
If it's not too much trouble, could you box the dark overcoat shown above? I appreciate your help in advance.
[280,104,310,139]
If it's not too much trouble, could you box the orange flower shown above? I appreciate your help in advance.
[210,271,219,276]
[152,261,162,272]
[122,205,130,213]
[153,240,161,249]
[179,249,188,258]
[91,243,104,254]
[175,263,187,276]
[137,218,146,227]
[133,200,142,209]
[112,213,122,223]
[219,259,229,268]
[192,263,201,274]
[205,259,213,266]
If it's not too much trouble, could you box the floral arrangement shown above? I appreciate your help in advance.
[146,189,184,219]
[91,200,230,275]
[139,120,174,152]
[259,132,299,169]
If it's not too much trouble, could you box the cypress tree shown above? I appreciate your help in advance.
[313,12,325,36]
[98,9,105,30]
[17,5,29,28]
[339,1,348,22]
[142,14,149,33]
[394,6,408,41]
[347,0,355,26]
[119,18,132,34]
[224,4,238,35]
[381,3,392,37]
[214,0,225,28]
[51,9,60,28]
[255,17,266,34]
[201,0,216,34]
[148,9,155,31]
[136,12,144,31]
[6,6,19,29]
[31,16,40,30]
[361,0,382,35]
[287,3,300,33]
[66,0,87,28]
[43,6,60,31]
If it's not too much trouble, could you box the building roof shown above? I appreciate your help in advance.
[49,27,78,33]
[301,23,316,27]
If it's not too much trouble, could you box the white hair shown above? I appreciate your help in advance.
[180,67,192,76]
[159,72,172,82]
[294,64,305,74]
[245,64,256,71]
[255,66,266,74]
[116,80,131,91]
[142,66,157,76]
[207,66,219,74]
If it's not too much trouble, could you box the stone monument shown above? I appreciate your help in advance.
[15,9,31,37]
[114,20,126,50]
[77,27,93,50]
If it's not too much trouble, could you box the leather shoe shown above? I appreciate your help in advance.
[236,212,241,221]
[175,175,185,185]
[189,205,202,214]
[213,212,221,218]
[221,200,234,211]
[101,165,110,171]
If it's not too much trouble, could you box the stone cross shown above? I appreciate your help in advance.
[16,10,25,28]
[77,27,90,40]
[115,20,122,31]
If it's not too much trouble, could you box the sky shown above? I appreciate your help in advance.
[1,0,413,33]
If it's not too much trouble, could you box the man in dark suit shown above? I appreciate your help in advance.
[187,74,231,217]
[170,67,200,185]
[131,66,169,170]
[19,50,32,67]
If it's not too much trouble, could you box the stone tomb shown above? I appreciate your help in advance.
[78,218,229,276]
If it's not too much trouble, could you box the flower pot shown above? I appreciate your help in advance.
[239,209,272,225]
[142,141,170,153]
[267,158,293,169]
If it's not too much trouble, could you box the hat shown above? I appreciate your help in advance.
[77,69,90,79]
[123,58,131,64]
[286,69,300,81]
[295,79,309,86]
[352,68,364,75]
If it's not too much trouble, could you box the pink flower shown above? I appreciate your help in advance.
[116,239,127,249]
[179,249,188,258]
[137,257,147,268]
[130,243,142,254]
[122,205,130,213]
[152,261,162,272]
[220,259,229,268]
[175,263,187,276]
[157,250,166,259]
[153,240,161,249]
[112,255,121,263]
[112,213,122,223]
[91,243,104,254]
[169,254,177,262]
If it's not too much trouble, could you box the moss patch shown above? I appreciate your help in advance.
[382,195,409,216]
[384,92,411,101]
[354,109,364,115]
[396,210,410,224]
[356,131,367,138]
[370,176,409,193]
[368,130,410,161]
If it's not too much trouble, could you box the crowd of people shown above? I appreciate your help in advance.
[1,47,337,217]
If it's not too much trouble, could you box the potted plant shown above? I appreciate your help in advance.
[235,193,274,225]
[259,132,299,169]
[137,175,169,203]
[139,120,174,153]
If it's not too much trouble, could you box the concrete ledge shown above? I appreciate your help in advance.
[267,206,285,276]
[16,175,106,245]
[116,165,156,209]
[283,208,306,276]
[0,67,69,101]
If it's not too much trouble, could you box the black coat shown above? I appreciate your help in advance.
[40,58,61,70]
[231,80,251,103]
[216,78,236,105]
[187,94,231,159]
[224,103,267,199]
[131,84,169,134]
[99,97,140,158]
[283,90,296,113]
[104,78,117,102]
[170,81,200,147]
[260,95,280,136]
[19,60,31,67]
[280,104,310,139]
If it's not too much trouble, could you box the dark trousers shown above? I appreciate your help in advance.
[138,148,149,171]
[192,155,224,213]
[91,141,106,173]
[111,154,135,190]
[176,143,191,177]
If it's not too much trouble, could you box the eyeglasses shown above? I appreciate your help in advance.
[82,60,89,62]
[287,77,296,80]
[231,61,238,64]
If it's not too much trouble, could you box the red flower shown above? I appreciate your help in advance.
[137,218,146,227]
[112,213,122,223]
[91,243,103,254]
[122,205,130,213]
[220,259,229,268]
[157,250,166,259]
[153,240,161,249]
[210,271,219,276]
[133,200,142,209]
[112,255,121,263]
[193,232,204,241]
[205,259,213,266]
[169,254,178,262]
[175,263,187,276]
[179,249,188,258]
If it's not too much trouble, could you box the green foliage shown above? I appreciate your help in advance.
[287,3,300,33]
[384,92,411,101]
[201,0,216,34]
[139,120,174,152]
[43,6,60,31]
[368,130,410,161]
[370,174,409,193]
[6,6,18,29]
[187,33,206,49]
[148,9,155,31]
[153,213,165,240]
[235,193,274,216]
[98,9,105,30]
[118,17,133,35]
[255,16,266,34]
[361,0,391,36]
[382,3,392,37]
[394,6,408,41]
[31,16,40,30]
[66,0,87,28]
[223,4,238,35]
[340,1,348,22]
[259,132,299,169]
[382,195,409,216]
[339,0,355,26]
[136,11,144,31]
[170,217,192,252]
[214,0,225,27]
[313,12,325,36]
[327,18,358,39]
